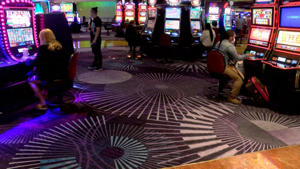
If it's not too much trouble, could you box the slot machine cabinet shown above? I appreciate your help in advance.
[164,0,181,44]
[262,4,300,93]
[190,0,202,44]
[115,1,123,24]
[223,7,233,31]
[124,2,135,22]
[144,0,157,36]
[138,2,147,25]
[0,0,39,66]
[243,0,278,79]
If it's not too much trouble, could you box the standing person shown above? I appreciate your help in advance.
[215,30,253,104]
[125,20,138,54]
[88,7,103,71]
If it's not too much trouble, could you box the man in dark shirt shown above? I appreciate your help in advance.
[88,7,103,71]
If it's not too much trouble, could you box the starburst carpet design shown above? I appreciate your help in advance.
[1,32,300,169]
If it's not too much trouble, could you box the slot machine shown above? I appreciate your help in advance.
[138,2,147,25]
[243,0,278,78]
[0,0,39,68]
[223,7,233,31]
[60,3,77,25]
[164,0,181,44]
[115,1,123,24]
[33,0,50,14]
[207,3,220,27]
[124,1,135,22]
[262,1,300,99]
[190,0,202,44]
[144,0,157,35]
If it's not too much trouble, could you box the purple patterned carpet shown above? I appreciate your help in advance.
[1,33,300,169]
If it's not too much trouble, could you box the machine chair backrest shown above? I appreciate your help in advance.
[68,52,78,81]
[207,50,226,74]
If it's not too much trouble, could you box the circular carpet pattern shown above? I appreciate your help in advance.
[8,116,185,169]
[79,73,212,120]
[78,70,132,85]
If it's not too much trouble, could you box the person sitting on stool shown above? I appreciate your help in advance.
[215,30,253,104]
[29,29,69,110]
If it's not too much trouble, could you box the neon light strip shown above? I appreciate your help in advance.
[0,1,38,62]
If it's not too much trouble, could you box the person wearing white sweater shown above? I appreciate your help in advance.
[200,23,216,48]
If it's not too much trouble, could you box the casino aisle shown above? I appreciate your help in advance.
[1,31,300,169]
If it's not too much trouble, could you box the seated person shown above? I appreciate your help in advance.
[29,29,69,110]
[200,23,216,51]
[215,30,252,104]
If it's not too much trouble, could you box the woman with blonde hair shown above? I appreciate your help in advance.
[29,29,69,110]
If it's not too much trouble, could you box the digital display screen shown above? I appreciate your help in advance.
[276,30,300,52]
[278,57,286,62]
[291,60,298,64]
[126,4,134,10]
[6,10,31,28]
[7,28,34,47]
[191,21,200,30]
[126,11,134,16]
[252,8,273,26]
[250,28,271,42]
[148,9,156,18]
[190,8,200,19]
[255,0,274,3]
[280,7,300,28]
[165,20,180,30]
[66,13,74,22]
[60,3,73,13]
[166,8,181,19]
[208,15,219,21]
[51,5,61,12]
[139,11,146,16]
[140,5,147,10]
[209,7,219,14]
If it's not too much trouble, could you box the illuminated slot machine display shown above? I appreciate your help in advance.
[207,3,219,27]
[115,1,123,24]
[51,3,61,12]
[0,0,38,68]
[138,2,147,25]
[144,0,157,35]
[124,2,135,22]
[60,3,75,25]
[190,0,202,44]
[224,7,232,30]
[165,0,181,44]
[243,0,278,78]
[33,0,50,14]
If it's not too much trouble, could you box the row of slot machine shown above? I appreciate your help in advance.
[243,0,300,104]
[207,2,234,31]
[115,0,149,25]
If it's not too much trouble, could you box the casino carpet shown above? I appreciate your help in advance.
[0,32,300,169]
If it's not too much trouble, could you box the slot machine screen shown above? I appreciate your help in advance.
[255,0,274,3]
[190,8,201,19]
[7,28,34,47]
[165,20,180,30]
[51,5,61,12]
[5,10,34,48]
[148,8,157,18]
[276,30,300,52]
[126,4,134,10]
[280,7,300,28]
[249,28,271,47]
[252,8,273,26]
[209,7,219,14]
[60,3,73,13]
[166,8,181,19]
[208,15,218,21]
[66,13,74,22]
[191,21,200,30]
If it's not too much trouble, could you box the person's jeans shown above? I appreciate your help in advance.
[223,65,244,98]
[91,38,102,68]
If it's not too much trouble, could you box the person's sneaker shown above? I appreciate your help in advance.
[93,68,103,71]
[227,97,241,105]
[88,66,96,70]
